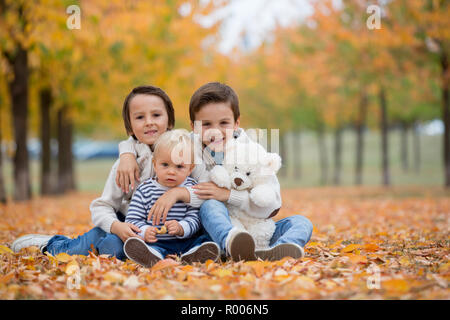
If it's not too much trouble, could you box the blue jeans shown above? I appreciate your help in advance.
[199,199,313,252]
[147,233,213,258]
[45,227,126,260]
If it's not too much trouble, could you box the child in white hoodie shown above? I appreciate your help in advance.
[11,85,211,263]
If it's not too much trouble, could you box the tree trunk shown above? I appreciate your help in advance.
[333,126,342,185]
[413,121,421,174]
[379,87,390,186]
[355,91,368,185]
[441,51,450,187]
[40,88,53,195]
[57,106,76,193]
[7,46,31,201]
[294,131,302,180]
[0,101,7,203]
[400,122,409,173]
[317,125,328,186]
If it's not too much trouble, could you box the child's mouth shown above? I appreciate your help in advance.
[145,129,158,136]
[209,137,224,145]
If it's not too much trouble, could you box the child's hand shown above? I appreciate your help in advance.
[144,227,158,243]
[165,220,184,237]
[110,221,143,242]
[116,153,140,194]
[148,189,178,225]
[192,182,231,202]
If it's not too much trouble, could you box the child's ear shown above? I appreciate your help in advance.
[190,121,194,131]
[234,117,240,130]
[188,163,195,175]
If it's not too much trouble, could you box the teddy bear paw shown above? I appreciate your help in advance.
[250,184,276,208]
[210,165,231,189]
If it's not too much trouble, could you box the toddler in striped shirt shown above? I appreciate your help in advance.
[124,129,219,267]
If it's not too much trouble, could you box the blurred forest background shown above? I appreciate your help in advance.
[0,0,448,201]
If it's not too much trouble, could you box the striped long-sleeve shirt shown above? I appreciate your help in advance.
[125,177,200,240]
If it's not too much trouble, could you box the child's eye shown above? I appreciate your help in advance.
[220,121,229,125]
[202,122,210,126]
[136,116,144,119]
[153,113,160,117]
[161,163,169,167]
[176,165,184,169]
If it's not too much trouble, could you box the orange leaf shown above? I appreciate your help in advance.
[363,243,380,252]
[341,244,361,253]
[383,279,410,292]
[151,258,179,272]
[344,253,368,264]
[55,252,73,263]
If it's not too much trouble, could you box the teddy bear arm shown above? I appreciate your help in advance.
[210,165,231,189]
[249,184,277,208]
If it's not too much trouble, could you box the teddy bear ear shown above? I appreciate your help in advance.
[261,153,282,174]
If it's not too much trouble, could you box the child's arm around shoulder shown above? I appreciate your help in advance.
[90,159,143,241]
[117,136,140,193]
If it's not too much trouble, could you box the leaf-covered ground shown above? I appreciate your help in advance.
[0,187,449,299]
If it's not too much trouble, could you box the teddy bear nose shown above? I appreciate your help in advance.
[234,178,243,186]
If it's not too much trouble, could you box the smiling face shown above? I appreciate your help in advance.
[129,94,171,147]
[152,146,195,188]
[191,102,240,152]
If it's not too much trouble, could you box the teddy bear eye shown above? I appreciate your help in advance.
[234,166,238,170]
[246,172,251,176]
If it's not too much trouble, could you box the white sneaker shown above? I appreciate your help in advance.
[181,242,220,264]
[11,234,53,253]
[123,237,163,268]
[225,228,256,261]
[255,243,304,261]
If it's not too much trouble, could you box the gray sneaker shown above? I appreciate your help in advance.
[181,242,220,264]
[11,234,53,253]
[255,243,304,261]
[225,228,257,261]
[123,237,163,268]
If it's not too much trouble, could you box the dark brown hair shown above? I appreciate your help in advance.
[189,82,240,122]
[122,85,175,139]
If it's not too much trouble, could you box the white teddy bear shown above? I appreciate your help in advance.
[209,139,282,249]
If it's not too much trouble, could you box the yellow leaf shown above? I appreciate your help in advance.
[329,240,343,249]
[399,256,411,266]
[104,271,125,284]
[65,260,80,275]
[341,244,361,253]
[211,268,233,278]
[55,252,73,263]
[0,245,14,255]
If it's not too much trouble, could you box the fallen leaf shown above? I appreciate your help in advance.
[341,244,361,253]
[151,259,180,272]
[0,245,14,255]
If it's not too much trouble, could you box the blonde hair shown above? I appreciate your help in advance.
[153,129,194,164]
